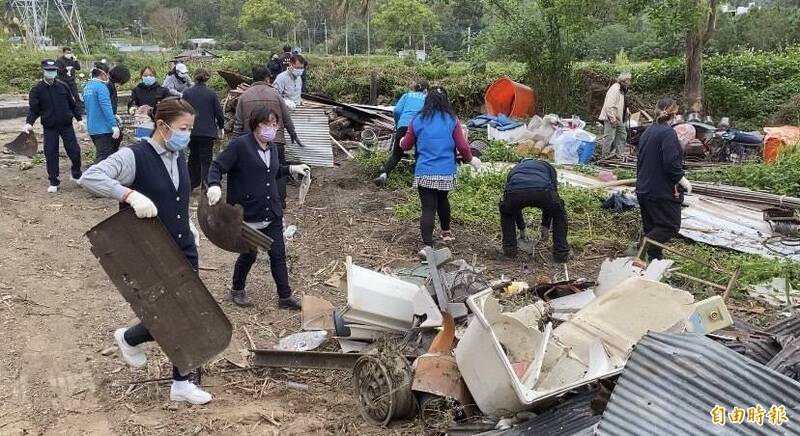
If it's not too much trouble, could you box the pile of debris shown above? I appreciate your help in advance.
[246,245,800,433]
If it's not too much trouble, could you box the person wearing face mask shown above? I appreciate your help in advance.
[207,107,309,309]
[56,47,83,115]
[24,59,84,193]
[83,62,120,163]
[635,97,691,261]
[182,68,225,190]
[273,54,305,107]
[128,66,171,139]
[78,97,210,405]
[163,63,194,98]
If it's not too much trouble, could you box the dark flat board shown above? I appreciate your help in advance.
[86,208,231,375]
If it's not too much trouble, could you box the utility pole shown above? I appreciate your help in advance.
[422,33,426,53]
[467,26,471,54]
[323,20,328,56]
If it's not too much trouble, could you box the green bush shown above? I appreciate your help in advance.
[690,153,800,197]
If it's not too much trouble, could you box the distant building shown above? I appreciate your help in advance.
[720,2,757,16]
[174,48,219,62]
[398,50,427,62]
[188,38,216,49]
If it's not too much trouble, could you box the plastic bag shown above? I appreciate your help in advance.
[551,129,581,164]
[276,331,328,351]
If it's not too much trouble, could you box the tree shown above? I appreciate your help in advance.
[635,0,719,112]
[148,7,188,48]
[239,0,294,33]
[372,0,440,51]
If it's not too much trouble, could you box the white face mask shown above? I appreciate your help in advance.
[64,53,74,60]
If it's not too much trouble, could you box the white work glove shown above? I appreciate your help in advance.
[22,123,33,134]
[125,191,158,218]
[189,219,200,247]
[284,98,297,111]
[207,186,222,206]
[678,177,692,194]
[217,128,225,139]
[469,156,482,171]
[128,106,137,115]
[112,126,121,139]
[290,164,311,177]
[77,120,86,132]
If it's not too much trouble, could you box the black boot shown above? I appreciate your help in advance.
[230,289,253,307]
[278,295,302,310]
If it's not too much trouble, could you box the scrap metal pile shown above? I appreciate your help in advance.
[245,246,800,434]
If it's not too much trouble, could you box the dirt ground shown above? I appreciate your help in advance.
[0,117,610,436]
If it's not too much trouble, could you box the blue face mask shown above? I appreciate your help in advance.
[44,70,58,80]
[293,68,304,77]
[142,76,156,86]
[162,124,191,152]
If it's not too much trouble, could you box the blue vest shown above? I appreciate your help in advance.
[124,140,197,269]
[412,113,458,177]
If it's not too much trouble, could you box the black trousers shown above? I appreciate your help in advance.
[188,136,215,189]
[381,126,409,175]
[418,187,451,246]
[276,143,287,209]
[232,221,292,299]
[124,323,189,381]
[500,189,569,258]
[91,133,119,164]
[43,125,82,186]
[638,195,682,260]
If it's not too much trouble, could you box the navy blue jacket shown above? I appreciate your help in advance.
[26,79,81,128]
[636,122,685,202]
[182,83,224,138]
[207,133,289,223]
[123,140,197,269]
[506,159,558,192]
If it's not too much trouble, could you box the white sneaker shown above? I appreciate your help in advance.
[47,185,58,193]
[170,380,212,405]
[113,328,147,369]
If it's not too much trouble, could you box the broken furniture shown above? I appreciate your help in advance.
[635,237,740,299]
[86,208,232,375]
[197,190,272,253]
[455,277,733,416]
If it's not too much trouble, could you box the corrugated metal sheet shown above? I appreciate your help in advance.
[285,106,334,167]
[481,390,601,436]
[767,314,800,337]
[597,333,800,435]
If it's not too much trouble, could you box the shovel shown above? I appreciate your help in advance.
[197,187,273,253]
[3,132,38,158]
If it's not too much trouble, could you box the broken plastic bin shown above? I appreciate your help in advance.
[484,78,536,119]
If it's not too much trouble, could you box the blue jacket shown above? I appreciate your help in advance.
[411,113,458,177]
[393,91,426,128]
[83,79,117,135]
[506,159,558,192]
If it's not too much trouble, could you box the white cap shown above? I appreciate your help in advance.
[618,71,632,81]
[175,63,188,74]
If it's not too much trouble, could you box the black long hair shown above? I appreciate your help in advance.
[419,85,456,121]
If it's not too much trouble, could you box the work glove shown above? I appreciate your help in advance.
[284,98,297,111]
[469,156,482,171]
[206,185,222,206]
[539,225,550,241]
[217,128,225,139]
[189,219,200,247]
[22,123,33,134]
[125,190,158,218]
[128,106,137,115]
[112,127,121,140]
[291,134,305,147]
[290,164,311,177]
[678,177,693,194]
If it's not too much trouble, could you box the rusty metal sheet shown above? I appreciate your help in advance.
[3,131,37,157]
[197,189,272,253]
[86,208,232,375]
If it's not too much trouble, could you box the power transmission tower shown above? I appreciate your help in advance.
[10,0,89,54]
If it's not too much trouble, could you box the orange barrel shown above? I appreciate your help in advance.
[484,78,536,118]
